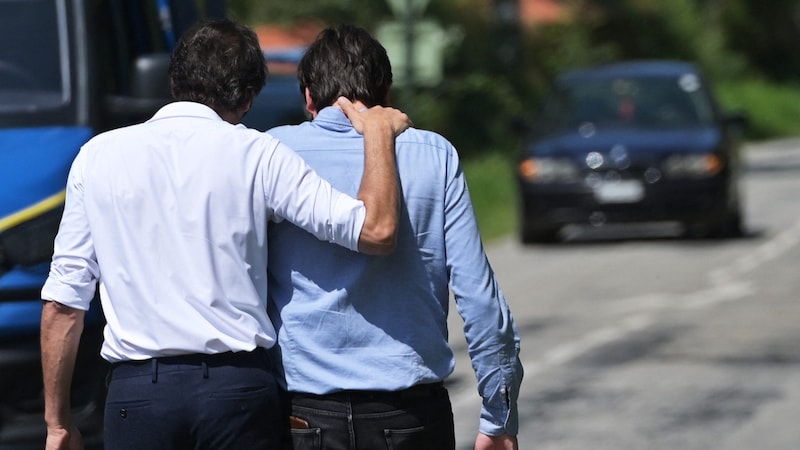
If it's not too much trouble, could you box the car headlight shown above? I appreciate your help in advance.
[519,157,580,183]
[662,153,723,178]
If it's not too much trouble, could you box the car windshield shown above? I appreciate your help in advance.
[0,0,68,114]
[542,72,716,130]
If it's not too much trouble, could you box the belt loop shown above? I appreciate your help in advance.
[151,358,158,383]
[201,361,209,379]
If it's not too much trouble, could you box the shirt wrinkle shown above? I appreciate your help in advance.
[42,101,366,363]
[267,108,523,435]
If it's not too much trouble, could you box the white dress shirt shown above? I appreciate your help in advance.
[41,102,366,363]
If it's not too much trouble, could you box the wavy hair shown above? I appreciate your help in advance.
[169,19,267,114]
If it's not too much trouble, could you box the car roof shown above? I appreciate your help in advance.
[558,60,701,83]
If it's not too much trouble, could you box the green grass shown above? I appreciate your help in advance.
[462,152,517,242]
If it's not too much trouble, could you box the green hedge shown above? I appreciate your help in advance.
[462,152,516,242]
[715,79,800,140]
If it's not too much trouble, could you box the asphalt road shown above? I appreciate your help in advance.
[6,140,799,450]
[445,139,800,450]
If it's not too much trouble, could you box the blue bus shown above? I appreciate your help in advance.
[0,1,302,446]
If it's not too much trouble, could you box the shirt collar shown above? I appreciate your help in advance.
[312,106,355,132]
[148,101,225,123]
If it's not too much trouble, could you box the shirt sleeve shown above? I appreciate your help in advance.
[262,137,365,252]
[443,147,524,436]
[41,147,100,310]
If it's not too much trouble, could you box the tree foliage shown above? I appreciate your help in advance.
[228,0,391,27]
[721,0,800,82]
[226,0,800,154]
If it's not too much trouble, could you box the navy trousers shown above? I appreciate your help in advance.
[287,382,456,450]
[104,349,285,450]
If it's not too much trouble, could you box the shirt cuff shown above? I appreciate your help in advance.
[41,277,95,311]
[477,345,523,436]
[328,192,365,252]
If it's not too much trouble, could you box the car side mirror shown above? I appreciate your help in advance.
[105,53,172,120]
[130,53,172,99]
[723,110,749,129]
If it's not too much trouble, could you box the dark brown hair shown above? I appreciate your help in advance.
[298,24,392,109]
[169,19,267,114]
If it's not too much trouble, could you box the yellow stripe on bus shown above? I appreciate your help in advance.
[0,191,66,233]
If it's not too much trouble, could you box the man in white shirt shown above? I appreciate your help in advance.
[39,19,409,450]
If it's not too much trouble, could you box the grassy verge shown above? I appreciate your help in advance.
[462,152,517,242]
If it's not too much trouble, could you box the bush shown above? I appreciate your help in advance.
[715,79,800,140]
[462,152,516,241]
[391,74,525,159]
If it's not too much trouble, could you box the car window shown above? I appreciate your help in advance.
[550,74,716,129]
[0,0,68,112]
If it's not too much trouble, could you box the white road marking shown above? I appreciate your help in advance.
[709,219,800,285]
[450,218,800,410]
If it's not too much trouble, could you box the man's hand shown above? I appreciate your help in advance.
[46,423,84,450]
[475,432,518,450]
[337,97,411,137]
[335,97,406,255]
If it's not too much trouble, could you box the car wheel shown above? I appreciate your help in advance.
[520,221,561,244]
[712,181,745,238]
[518,198,561,243]
[685,198,743,239]
[686,174,744,239]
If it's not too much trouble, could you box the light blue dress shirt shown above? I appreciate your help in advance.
[267,107,523,435]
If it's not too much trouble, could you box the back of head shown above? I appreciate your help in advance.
[299,24,392,109]
[169,19,266,115]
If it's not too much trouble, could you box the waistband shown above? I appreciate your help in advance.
[110,348,271,382]
[290,382,447,404]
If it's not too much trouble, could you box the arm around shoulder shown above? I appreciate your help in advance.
[338,97,411,255]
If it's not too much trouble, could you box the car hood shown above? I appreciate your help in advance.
[526,126,724,159]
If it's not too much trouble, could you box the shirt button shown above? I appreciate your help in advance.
[120,409,127,418]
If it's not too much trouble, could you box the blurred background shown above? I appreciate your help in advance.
[3,1,800,449]
[229,0,800,241]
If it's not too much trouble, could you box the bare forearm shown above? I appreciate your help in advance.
[336,97,409,255]
[41,300,85,428]
[357,120,399,255]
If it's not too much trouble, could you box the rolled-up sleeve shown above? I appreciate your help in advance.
[41,149,100,310]
[263,138,365,252]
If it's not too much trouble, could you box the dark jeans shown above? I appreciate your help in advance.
[104,349,285,450]
[287,382,456,450]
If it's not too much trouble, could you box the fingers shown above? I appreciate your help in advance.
[337,97,365,133]
[384,107,412,136]
[337,97,412,137]
[336,96,359,117]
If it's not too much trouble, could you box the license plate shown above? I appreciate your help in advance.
[594,180,644,203]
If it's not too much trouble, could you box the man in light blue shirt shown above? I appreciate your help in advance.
[267,24,523,450]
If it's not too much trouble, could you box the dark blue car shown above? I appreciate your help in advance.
[517,60,747,243]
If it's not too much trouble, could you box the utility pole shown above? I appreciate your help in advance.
[404,0,416,93]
